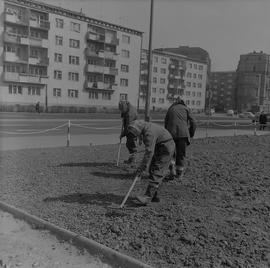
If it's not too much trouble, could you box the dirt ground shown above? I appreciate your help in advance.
[0,135,269,268]
[0,210,111,268]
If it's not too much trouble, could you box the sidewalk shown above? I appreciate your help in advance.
[0,128,269,151]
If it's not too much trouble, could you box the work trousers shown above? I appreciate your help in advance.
[149,139,175,187]
[126,132,138,154]
[173,137,189,168]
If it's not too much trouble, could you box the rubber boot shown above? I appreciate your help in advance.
[123,153,136,165]
[145,186,160,202]
[176,166,184,180]
[136,184,158,205]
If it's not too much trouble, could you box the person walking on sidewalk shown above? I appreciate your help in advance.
[259,111,267,130]
[118,100,138,164]
[35,101,40,114]
[127,120,175,205]
[165,97,196,179]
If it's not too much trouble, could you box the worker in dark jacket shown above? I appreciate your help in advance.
[119,100,138,164]
[127,120,175,205]
[165,98,196,179]
[259,111,267,130]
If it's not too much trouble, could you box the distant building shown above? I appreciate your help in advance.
[236,51,270,112]
[0,0,143,112]
[139,49,207,112]
[209,71,237,112]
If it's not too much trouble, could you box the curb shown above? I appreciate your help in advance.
[0,201,154,268]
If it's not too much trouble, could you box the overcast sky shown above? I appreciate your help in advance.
[43,0,270,71]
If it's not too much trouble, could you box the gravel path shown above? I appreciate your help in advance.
[0,135,270,268]
[0,210,111,268]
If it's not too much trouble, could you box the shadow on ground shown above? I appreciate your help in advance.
[58,162,117,168]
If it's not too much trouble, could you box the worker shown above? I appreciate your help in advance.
[127,119,175,205]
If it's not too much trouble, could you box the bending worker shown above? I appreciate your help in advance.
[165,97,196,179]
[127,119,175,205]
[118,100,138,164]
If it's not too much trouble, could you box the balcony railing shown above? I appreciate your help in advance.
[29,57,49,65]
[104,51,118,60]
[3,72,47,84]
[29,18,50,30]
[86,32,105,42]
[29,37,49,48]
[141,70,148,75]
[86,65,104,73]
[5,12,28,25]
[4,51,28,63]
[140,80,147,85]
[105,36,119,45]
[85,81,116,91]
[103,67,118,76]
[4,32,28,44]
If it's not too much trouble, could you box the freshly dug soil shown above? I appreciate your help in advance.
[0,135,269,268]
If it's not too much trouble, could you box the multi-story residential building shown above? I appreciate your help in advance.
[209,71,237,112]
[0,0,143,112]
[139,49,207,112]
[236,51,270,112]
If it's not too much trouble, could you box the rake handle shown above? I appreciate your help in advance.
[116,139,122,166]
[120,174,140,208]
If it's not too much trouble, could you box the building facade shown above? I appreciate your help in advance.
[0,0,142,112]
[139,49,207,112]
[236,51,270,113]
[209,71,237,112]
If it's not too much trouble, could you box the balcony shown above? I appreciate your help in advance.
[3,51,27,63]
[141,70,148,75]
[105,36,119,45]
[29,18,50,30]
[86,32,105,42]
[104,67,118,76]
[4,32,28,45]
[4,12,28,25]
[85,48,100,58]
[104,51,118,60]
[169,64,176,69]
[3,72,47,84]
[86,65,104,73]
[29,57,49,66]
[140,80,147,85]
[29,37,49,48]
[85,81,116,91]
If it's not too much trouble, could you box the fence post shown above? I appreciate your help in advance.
[67,120,70,147]
[234,121,237,136]
[254,121,257,136]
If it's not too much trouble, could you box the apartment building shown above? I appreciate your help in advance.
[236,51,270,112]
[0,0,143,111]
[209,71,237,112]
[139,49,207,112]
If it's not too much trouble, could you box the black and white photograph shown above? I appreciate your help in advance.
[0,0,270,267]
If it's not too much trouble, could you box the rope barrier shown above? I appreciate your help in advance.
[70,123,121,130]
[0,122,68,135]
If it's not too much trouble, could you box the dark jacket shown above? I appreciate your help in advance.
[119,102,138,136]
[164,102,196,145]
[259,113,267,124]
[127,120,174,171]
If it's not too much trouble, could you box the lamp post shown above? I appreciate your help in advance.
[145,0,154,122]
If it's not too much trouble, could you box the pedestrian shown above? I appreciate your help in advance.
[165,97,196,179]
[259,111,267,130]
[118,100,138,164]
[35,101,40,114]
[127,119,175,205]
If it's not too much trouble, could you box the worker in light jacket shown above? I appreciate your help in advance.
[165,98,196,179]
[127,119,175,205]
[118,100,138,164]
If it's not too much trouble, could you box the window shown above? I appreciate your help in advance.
[54,53,62,63]
[194,64,197,69]
[152,97,156,103]
[159,98,164,103]
[153,77,157,83]
[120,93,128,101]
[68,72,79,81]
[189,63,192,68]
[122,34,130,44]
[198,74,203,80]
[68,89,78,98]
[193,73,197,78]
[152,88,156,93]
[153,67,157,73]
[187,72,192,78]
[186,82,191,87]
[54,70,62,80]
[186,100,190,105]
[199,65,203,70]
[193,83,196,87]
[53,88,61,97]
[159,88,165,94]
[120,78,128,87]
[89,91,99,99]
[121,64,129,72]
[160,68,166,74]
[102,92,111,100]
[69,55,80,65]
[8,84,22,95]
[70,22,80,32]
[121,49,130,58]
[28,86,40,96]
[191,100,195,105]
[55,18,63,28]
[154,56,158,63]
[192,91,196,97]
[30,48,38,58]
[197,83,202,88]
[186,91,190,96]
[160,78,166,84]
[69,39,80,48]
[196,100,201,106]
[55,35,63,46]
[197,92,202,97]
[161,57,167,64]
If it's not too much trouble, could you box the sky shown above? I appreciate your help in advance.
[43,0,270,71]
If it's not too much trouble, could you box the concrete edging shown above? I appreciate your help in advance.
[0,201,154,268]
